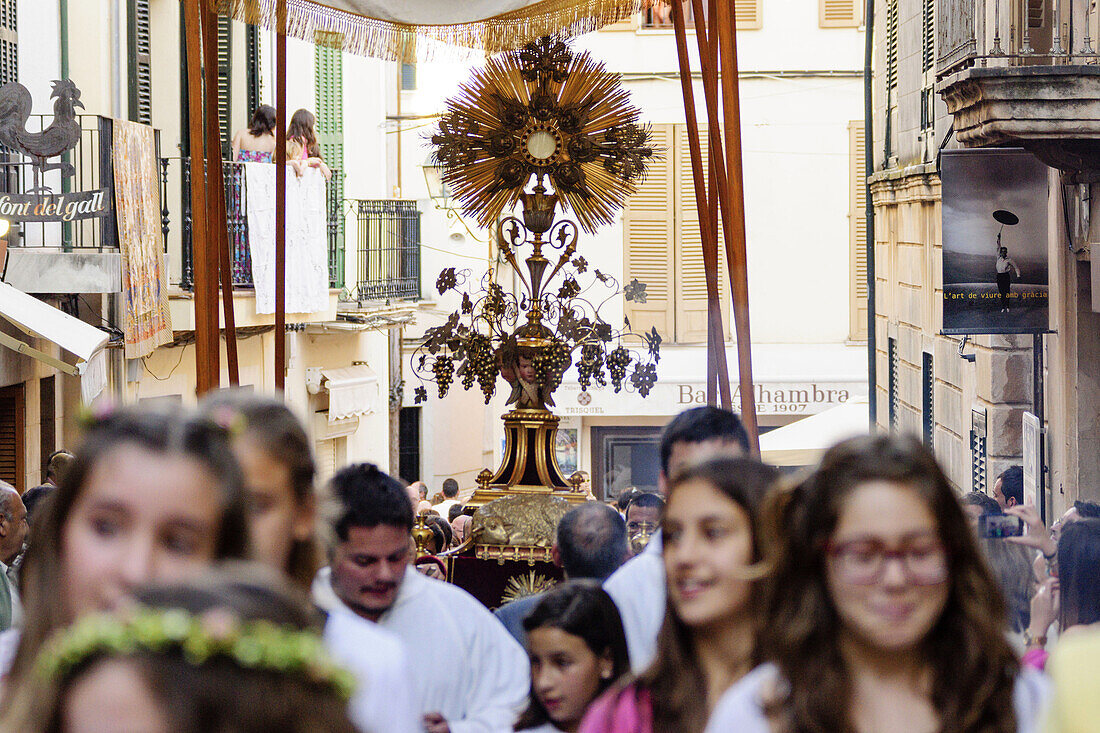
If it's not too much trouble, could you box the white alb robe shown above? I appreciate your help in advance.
[603,530,665,673]
[321,604,419,733]
[315,566,530,733]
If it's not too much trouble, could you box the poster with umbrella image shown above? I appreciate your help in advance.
[941,149,1049,334]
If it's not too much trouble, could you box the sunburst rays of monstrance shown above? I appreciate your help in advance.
[417,36,662,509]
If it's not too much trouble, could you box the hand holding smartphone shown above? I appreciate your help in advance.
[979,513,1024,539]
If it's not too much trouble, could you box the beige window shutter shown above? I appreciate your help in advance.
[315,438,337,484]
[820,0,861,27]
[675,124,731,345]
[849,121,868,341]
[623,123,676,343]
[735,0,763,29]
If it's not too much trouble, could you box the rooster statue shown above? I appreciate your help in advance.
[0,79,84,195]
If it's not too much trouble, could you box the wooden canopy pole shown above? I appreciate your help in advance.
[669,0,731,410]
[201,0,239,386]
[182,0,218,395]
[275,0,287,392]
[713,0,759,451]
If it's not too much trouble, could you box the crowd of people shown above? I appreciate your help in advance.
[0,395,1094,732]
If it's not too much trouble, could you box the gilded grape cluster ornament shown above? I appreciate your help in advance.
[414,36,663,412]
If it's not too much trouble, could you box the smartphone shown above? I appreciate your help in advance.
[978,513,1024,539]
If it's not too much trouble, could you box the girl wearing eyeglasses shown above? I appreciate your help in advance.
[705,435,1049,733]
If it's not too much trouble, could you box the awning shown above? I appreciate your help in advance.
[217,0,645,60]
[322,365,379,422]
[759,401,871,467]
[0,281,109,402]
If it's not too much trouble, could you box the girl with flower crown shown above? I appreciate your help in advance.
[27,564,358,733]
[0,407,249,725]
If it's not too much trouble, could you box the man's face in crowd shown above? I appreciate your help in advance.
[0,491,26,564]
[991,477,1017,510]
[331,523,411,622]
[626,503,661,538]
[658,438,744,497]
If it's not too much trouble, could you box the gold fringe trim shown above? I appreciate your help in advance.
[215,0,650,62]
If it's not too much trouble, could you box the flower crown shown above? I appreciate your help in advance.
[35,606,355,700]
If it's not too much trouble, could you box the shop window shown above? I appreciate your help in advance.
[849,121,867,341]
[821,0,861,27]
[0,384,24,492]
[591,426,661,501]
[623,123,731,345]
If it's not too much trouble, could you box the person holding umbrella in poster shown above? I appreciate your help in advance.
[994,209,1023,313]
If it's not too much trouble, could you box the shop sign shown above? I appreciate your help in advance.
[0,190,110,222]
[557,380,865,417]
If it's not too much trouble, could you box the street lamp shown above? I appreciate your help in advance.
[422,161,454,211]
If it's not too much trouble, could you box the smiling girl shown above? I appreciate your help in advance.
[0,408,248,725]
[705,435,1048,733]
[580,457,780,733]
[516,581,629,733]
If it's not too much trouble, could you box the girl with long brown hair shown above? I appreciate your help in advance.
[0,408,249,727]
[705,435,1048,733]
[200,390,420,733]
[287,108,332,180]
[199,390,320,590]
[580,457,780,733]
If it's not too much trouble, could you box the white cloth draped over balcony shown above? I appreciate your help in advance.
[243,163,329,315]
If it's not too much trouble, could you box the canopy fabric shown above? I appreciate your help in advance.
[322,365,379,421]
[216,0,646,60]
[759,401,871,467]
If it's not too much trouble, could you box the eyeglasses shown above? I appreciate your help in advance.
[825,538,949,586]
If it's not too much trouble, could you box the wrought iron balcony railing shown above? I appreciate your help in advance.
[172,159,345,291]
[938,0,1096,77]
[0,115,145,252]
[350,199,421,303]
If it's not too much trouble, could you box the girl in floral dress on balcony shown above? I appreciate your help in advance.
[232,105,277,164]
[230,105,278,283]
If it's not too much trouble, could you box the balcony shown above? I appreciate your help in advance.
[175,159,346,291]
[348,199,421,304]
[936,0,1100,170]
[0,115,133,293]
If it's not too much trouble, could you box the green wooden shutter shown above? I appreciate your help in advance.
[246,24,261,115]
[217,17,232,159]
[315,33,345,289]
[127,0,152,124]
[0,0,15,87]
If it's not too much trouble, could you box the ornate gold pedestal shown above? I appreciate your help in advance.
[464,408,587,512]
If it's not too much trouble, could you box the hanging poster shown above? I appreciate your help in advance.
[941,149,1049,335]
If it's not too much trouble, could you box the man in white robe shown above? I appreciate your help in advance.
[321,603,419,733]
[315,463,529,733]
[603,406,749,672]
